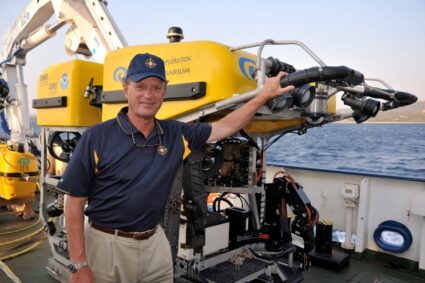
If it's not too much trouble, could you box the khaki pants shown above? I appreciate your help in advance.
[85,224,173,283]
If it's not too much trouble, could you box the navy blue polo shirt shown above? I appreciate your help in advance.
[58,107,211,232]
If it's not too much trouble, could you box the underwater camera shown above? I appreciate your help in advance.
[267,84,316,113]
[342,94,380,123]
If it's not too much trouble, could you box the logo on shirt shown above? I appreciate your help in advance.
[157,145,168,156]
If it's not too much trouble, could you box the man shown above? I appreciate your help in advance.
[61,53,294,283]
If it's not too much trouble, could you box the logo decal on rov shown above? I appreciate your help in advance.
[18,157,31,172]
[113,66,127,82]
[61,73,69,89]
[238,57,256,80]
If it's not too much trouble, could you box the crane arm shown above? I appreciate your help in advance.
[0,0,127,144]
[2,0,127,64]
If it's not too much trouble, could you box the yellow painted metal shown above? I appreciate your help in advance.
[101,41,257,121]
[35,60,103,126]
[102,103,124,121]
[32,41,335,134]
[100,41,336,133]
[244,119,303,134]
[328,94,336,115]
[0,145,38,200]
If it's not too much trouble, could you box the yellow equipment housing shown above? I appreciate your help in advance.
[34,60,103,127]
[102,41,256,120]
[33,41,336,134]
[100,41,336,134]
[0,145,38,200]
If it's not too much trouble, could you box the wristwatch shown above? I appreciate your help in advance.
[67,261,88,273]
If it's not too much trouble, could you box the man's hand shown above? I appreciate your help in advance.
[257,71,295,103]
[71,266,95,283]
[208,71,294,142]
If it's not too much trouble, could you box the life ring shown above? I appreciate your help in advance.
[373,220,412,253]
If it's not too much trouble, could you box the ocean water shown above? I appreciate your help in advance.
[266,123,425,180]
[2,120,424,180]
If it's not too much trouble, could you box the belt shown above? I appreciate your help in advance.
[89,222,157,240]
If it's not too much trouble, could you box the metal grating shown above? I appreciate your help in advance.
[201,258,268,282]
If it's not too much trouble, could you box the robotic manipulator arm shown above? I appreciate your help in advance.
[263,56,418,124]
[263,173,319,270]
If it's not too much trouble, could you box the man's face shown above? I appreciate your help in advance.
[123,77,166,121]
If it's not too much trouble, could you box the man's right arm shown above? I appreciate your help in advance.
[208,72,294,142]
[65,195,94,282]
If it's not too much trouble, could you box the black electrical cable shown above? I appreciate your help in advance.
[248,247,286,260]
[238,194,252,211]
[239,129,259,149]
[262,129,299,153]
[225,193,244,208]
[212,195,233,212]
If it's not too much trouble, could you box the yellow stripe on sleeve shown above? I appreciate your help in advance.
[182,136,191,160]
[94,150,99,174]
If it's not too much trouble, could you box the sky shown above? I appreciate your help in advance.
[1,0,424,115]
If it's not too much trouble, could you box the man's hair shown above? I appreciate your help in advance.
[122,77,131,85]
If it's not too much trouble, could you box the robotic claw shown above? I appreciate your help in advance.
[264,173,319,270]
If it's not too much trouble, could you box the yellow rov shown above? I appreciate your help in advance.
[35,40,338,135]
[32,38,416,283]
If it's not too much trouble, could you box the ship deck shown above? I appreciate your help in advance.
[2,212,424,283]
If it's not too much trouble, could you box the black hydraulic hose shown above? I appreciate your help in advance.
[280,66,364,88]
